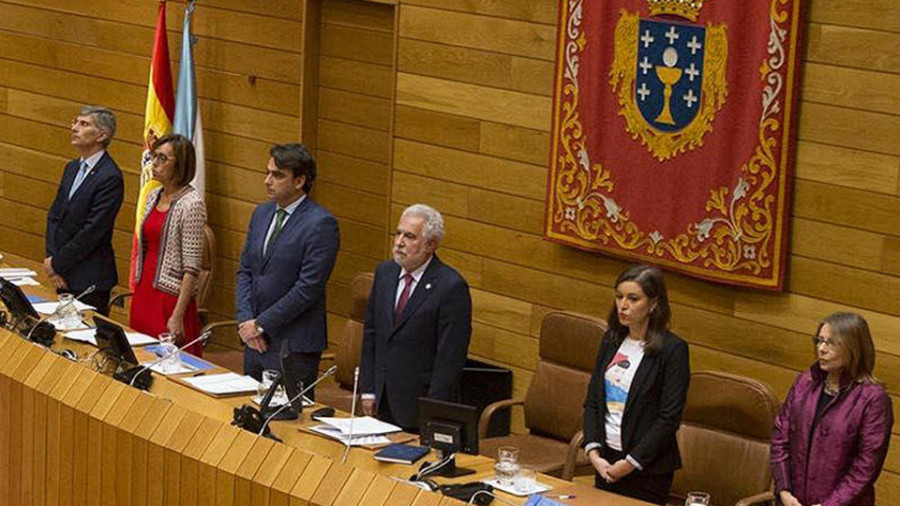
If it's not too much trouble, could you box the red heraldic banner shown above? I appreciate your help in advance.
[544,0,805,290]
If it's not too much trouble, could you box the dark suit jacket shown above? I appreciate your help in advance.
[45,152,124,292]
[360,255,473,428]
[583,329,690,475]
[235,197,340,354]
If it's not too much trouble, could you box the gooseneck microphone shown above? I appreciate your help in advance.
[127,329,212,387]
[341,366,360,463]
[257,365,338,437]
[25,284,96,345]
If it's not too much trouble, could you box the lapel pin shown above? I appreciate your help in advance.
[425,283,432,290]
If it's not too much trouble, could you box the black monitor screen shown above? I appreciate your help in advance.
[418,397,479,455]
[94,317,139,367]
[0,277,40,320]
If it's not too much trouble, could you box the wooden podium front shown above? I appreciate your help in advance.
[0,310,649,506]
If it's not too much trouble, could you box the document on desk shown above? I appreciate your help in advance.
[308,425,392,446]
[180,373,260,395]
[315,416,401,436]
[33,300,96,314]
[64,329,158,347]
[0,268,38,279]
[11,277,39,286]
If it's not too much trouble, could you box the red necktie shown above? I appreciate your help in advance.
[394,273,414,318]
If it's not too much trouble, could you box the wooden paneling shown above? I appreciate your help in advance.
[3,0,900,500]
[0,0,308,333]
[384,1,900,498]
[313,0,396,331]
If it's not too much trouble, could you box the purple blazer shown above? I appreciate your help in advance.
[771,364,892,506]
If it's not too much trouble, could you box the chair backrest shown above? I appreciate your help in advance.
[523,311,607,441]
[335,272,374,388]
[671,371,780,506]
[196,224,216,309]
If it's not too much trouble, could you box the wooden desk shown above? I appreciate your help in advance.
[0,257,651,506]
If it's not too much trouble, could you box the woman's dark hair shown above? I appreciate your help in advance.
[270,143,316,193]
[606,265,671,354]
[152,133,196,188]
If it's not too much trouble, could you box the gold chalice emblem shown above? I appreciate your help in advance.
[654,46,682,125]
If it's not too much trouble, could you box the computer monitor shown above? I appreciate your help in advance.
[417,397,480,477]
[94,317,139,367]
[0,277,40,320]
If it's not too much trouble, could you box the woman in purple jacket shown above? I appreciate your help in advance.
[771,312,892,506]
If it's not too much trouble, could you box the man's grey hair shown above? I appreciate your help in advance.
[79,105,117,147]
[401,203,445,245]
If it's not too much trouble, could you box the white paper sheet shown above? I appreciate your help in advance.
[308,425,392,446]
[49,317,90,331]
[145,360,197,375]
[33,300,96,314]
[125,332,158,346]
[63,329,158,347]
[181,373,260,395]
[64,329,98,346]
[11,277,39,286]
[315,416,401,436]
[0,268,38,278]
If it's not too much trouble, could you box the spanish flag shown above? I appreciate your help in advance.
[130,0,175,288]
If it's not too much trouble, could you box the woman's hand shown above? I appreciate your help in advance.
[605,459,635,483]
[167,312,184,340]
[588,450,613,482]
[778,490,803,506]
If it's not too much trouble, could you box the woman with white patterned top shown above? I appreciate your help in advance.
[582,265,690,504]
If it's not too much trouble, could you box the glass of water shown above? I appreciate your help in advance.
[157,332,181,373]
[57,293,81,328]
[257,369,286,405]
[513,466,536,494]
[685,491,710,506]
[494,446,520,487]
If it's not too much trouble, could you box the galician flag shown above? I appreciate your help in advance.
[131,0,175,288]
[173,0,205,197]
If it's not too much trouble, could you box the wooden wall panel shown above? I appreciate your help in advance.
[385,0,900,500]
[3,0,900,500]
[313,0,396,351]
[0,0,309,330]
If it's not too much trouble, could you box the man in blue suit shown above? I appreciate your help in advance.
[360,204,472,431]
[236,143,340,398]
[44,106,124,316]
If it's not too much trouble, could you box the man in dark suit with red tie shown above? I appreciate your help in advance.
[44,106,124,316]
[360,204,473,431]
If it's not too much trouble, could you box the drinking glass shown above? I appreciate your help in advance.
[57,293,80,328]
[685,491,711,506]
[498,446,519,463]
[157,332,181,373]
[257,369,287,405]
[513,466,536,494]
[494,446,520,486]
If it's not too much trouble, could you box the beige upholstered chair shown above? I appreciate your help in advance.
[316,272,374,413]
[667,371,780,506]
[477,311,606,480]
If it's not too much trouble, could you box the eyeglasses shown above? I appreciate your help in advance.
[812,336,838,349]
[151,153,174,165]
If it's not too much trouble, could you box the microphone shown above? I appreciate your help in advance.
[126,329,212,387]
[257,365,337,437]
[341,366,360,463]
[25,284,96,345]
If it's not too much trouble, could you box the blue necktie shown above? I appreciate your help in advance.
[68,162,88,200]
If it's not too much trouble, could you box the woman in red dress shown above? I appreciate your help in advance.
[130,134,206,357]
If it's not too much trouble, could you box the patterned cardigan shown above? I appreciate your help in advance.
[134,185,206,297]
